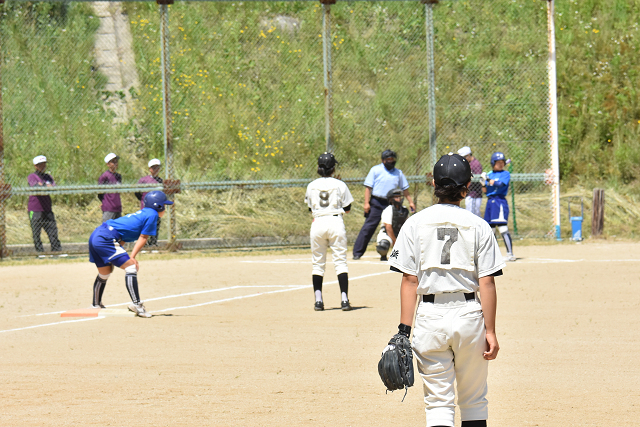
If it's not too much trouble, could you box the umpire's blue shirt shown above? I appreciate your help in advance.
[105,208,159,242]
[364,164,410,198]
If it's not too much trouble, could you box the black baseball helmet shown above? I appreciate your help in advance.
[381,149,397,160]
[386,188,404,200]
[433,153,472,186]
[317,152,337,169]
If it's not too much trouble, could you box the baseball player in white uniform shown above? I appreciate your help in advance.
[388,153,505,427]
[305,152,355,311]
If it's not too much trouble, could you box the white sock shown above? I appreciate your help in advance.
[315,290,323,302]
[341,292,348,302]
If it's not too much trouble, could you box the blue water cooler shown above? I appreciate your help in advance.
[568,197,584,242]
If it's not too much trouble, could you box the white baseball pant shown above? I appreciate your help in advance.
[411,293,488,427]
[464,196,482,217]
[310,215,348,277]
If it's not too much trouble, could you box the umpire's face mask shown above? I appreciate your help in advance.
[383,160,396,170]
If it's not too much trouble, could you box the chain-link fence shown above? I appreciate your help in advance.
[0,0,557,257]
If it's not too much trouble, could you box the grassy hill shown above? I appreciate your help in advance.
[0,0,639,186]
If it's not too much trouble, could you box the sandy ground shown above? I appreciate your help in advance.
[0,242,639,426]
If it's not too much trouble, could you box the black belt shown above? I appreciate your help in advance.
[371,196,389,203]
[422,293,475,303]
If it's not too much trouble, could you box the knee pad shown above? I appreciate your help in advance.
[376,240,390,256]
[98,273,111,281]
[124,264,138,275]
[498,225,509,234]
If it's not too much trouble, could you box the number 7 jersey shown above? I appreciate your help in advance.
[389,204,505,293]
[305,177,354,218]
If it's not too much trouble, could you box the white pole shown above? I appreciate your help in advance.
[547,0,561,240]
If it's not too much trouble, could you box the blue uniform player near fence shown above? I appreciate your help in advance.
[88,191,173,317]
[482,152,515,262]
[352,150,415,260]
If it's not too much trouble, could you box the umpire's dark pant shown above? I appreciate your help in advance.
[353,196,389,258]
[30,211,62,252]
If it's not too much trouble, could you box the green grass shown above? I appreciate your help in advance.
[3,0,640,246]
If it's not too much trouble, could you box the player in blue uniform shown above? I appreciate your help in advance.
[88,191,173,317]
[482,152,515,261]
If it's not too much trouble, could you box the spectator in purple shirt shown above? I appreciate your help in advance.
[28,155,62,253]
[135,158,164,247]
[458,146,483,217]
[98,153,123,222]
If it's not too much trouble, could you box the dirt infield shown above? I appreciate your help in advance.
[1,242,639,426]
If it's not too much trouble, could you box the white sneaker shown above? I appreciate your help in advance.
[128,303,152,318]
[506,253,516,262]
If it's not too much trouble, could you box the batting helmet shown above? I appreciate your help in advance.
[491,152,506,167]
[381,149,397,160]
[317,152,337,169]
[144,191,174,212]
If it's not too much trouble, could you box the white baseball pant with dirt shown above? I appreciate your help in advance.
[310,215,348,277]
[411,293,488,427]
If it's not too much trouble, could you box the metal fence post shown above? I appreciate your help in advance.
[423,0,438,168]
[158,0,177,250]
[547,0,561,240]
[0,0,8,260]
[321,0,335,154]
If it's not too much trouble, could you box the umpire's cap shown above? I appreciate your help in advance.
[144,191,174,212]
[433,153,472,186]
[381,149,397,160]
[317,152,337,169]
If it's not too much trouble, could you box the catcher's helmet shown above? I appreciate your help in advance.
[144,191,174,212]
[491,152,506,167]
[386,188,404,200]
[317,152,337,169]
[381,149,397,160]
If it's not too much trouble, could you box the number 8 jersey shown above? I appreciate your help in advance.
[389,203,505,293]
[305,177,354,218]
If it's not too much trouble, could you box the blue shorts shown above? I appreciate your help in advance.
[484,197,509,225]
[88,224,130,268]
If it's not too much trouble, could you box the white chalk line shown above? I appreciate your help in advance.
[519,258,640,264]
[3,271,393,334]
[0,317,102,334]
[153,270,393,313]
[242,260,390,266]
[19,284,305,318]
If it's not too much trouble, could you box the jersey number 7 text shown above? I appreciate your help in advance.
[437,227,458,265]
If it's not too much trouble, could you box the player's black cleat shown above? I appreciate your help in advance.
[341,300,352,311]
[353,255,362,260]
[380,255,388,261]
[314,301,324,311]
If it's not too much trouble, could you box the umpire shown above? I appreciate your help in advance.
[352,149,415,260]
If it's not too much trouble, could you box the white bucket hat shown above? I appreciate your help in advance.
[457,146,472,157]
[33,155,47,165]
[104,153,118,163]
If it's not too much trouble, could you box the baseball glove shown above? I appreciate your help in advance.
[378,332,414,399]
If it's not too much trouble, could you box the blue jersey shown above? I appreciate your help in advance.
[364,163,410,198]
[485,170,510,198]
[105,208,159,242]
